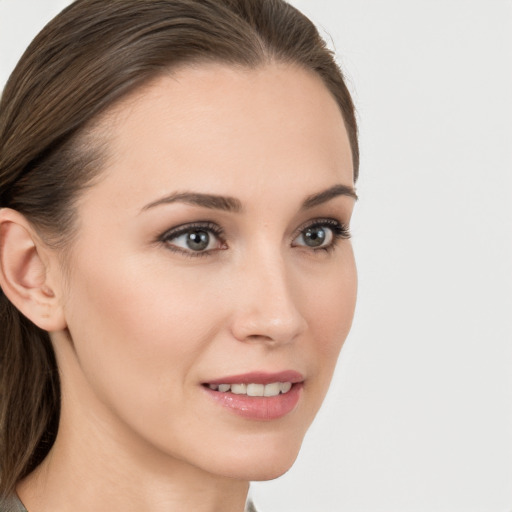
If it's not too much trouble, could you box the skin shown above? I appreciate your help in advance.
[11,62,357,512]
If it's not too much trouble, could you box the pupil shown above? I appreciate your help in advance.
[186,230,210,251]
[304,227,326,247]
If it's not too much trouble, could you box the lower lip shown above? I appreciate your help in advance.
[203,383,303,421]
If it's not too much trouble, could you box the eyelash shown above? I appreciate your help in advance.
[292,218,351,253]
[158,222,225,258]
[158,218,351,258]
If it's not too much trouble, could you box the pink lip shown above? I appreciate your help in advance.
[205,370,304,386]
[203,382,303,421]
[201,370,304,421]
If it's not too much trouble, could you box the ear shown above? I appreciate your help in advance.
[0,208,67,332]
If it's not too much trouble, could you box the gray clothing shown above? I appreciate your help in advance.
[0,495,27,512]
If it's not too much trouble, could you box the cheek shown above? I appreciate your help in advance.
[62,251,222,413]
[305,248,357,380]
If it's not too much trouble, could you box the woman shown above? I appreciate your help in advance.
[0,0,359,510]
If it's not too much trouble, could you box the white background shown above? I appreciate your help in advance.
[1,1,511,511]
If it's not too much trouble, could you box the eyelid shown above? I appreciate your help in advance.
[293,217,351,238]
[156,217,350,258]
[159,221,223,239]
[291,217,351,250]
[158,221,226,256]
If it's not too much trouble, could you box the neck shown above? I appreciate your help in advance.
[18,418,250,512]
[17,341,250,512]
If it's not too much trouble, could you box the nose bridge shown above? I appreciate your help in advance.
[230,245,307,344]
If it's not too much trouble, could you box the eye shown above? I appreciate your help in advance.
[292,219,350,251]
[159,222,226,256]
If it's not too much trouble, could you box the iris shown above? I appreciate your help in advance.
[187,230,210,251]
[303,226,326,247]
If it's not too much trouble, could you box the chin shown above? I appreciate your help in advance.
[205,431,305,482]
[245,459,298,482]
[217,456,299,482]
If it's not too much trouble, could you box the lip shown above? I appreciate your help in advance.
[204,370,304,386]
[201,370,304,421]
[203,382,303,421]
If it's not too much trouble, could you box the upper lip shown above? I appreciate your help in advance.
[205,370,304,385]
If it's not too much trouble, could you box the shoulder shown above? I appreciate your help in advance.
[0,495,28,512]
[245,499,259,512]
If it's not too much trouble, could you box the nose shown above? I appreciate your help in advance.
[229,253,307,346]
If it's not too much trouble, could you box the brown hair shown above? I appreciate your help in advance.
[0,0,358,496]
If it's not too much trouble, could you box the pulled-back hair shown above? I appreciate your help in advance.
[0,0,358,497]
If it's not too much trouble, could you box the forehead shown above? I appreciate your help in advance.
[84,62,354,210]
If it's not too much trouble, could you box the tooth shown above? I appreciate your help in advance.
[280,382,292,394]
[231,383,247,394]
[264,382,281,397]
[208,384,219,391]
[247,383,265,397]
[218,384,231,392]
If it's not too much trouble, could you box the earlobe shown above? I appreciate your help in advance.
[0,208,67,332]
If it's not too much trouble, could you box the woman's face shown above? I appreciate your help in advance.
[53,63,357,481]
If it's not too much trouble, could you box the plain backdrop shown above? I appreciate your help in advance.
[1,1,511,511]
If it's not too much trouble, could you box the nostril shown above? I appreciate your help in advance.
[228,261,307,344]
[230,309,307,345]
[246,333,274,342]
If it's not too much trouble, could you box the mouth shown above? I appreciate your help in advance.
[204,382,293,397]
[201,371,304,421]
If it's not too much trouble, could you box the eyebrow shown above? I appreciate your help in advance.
[142,192,243,213]
[141,184,357,213]
[301,184,358,209]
